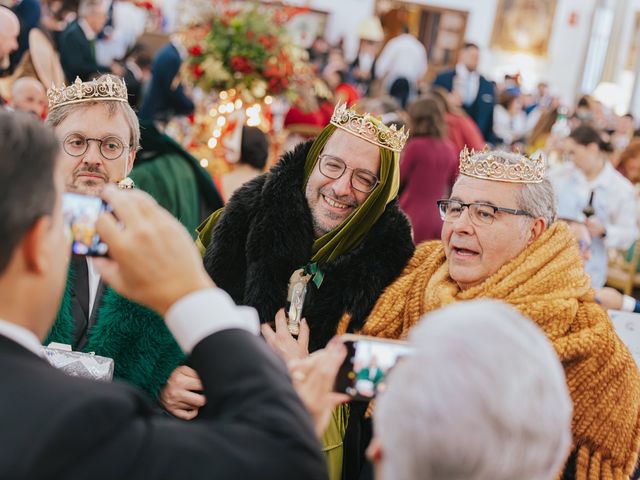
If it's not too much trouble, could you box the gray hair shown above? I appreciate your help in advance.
[45,77,140,153]
[374,300,572,480]
[455,150,557,227]
[78,0,107,17]
[518,178,556,227]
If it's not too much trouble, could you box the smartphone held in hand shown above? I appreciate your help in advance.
[334,334,412,401]
[62,192,111,256]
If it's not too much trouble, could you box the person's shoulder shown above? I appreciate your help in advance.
[59,21,81,41]
[434,69,455,80]
[606,164,635,192]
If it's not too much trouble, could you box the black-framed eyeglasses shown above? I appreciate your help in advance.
[317,154,380,193]
[437,199,533,226]
[63,133,129,161]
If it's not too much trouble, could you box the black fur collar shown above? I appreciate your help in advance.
[204,141,415,350]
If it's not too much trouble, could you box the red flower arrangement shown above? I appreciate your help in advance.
[182,1,314,102]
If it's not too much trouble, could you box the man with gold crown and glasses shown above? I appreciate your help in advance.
[160,102,415,479]
[43,75,184,398]
[362,147,640,480]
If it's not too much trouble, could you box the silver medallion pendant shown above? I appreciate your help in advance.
[286,268,311,335]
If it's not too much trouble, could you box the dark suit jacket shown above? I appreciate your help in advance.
[59,20,109,82]
[433,69,496,143]
[9,0,42,71]
[0,328,327,479]
[138,42,195,122]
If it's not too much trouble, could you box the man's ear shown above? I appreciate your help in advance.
[125,148,136,176]
[527,217,546,246]
[22,216,52,274]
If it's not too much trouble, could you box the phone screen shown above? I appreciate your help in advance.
[63,192,110,256]
[334,334,412,401]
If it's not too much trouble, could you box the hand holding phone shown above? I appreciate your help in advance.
[334,334,412,401]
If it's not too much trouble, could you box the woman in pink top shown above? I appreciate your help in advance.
[399,95,459,243]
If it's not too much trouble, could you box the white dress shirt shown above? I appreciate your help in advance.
[0,318,43,356]
[454,63,480,106]
[375,33,427,91]
[550,161,639,287]
[0,287,260,357]
[86,257,101,318]
[493,105,528,145]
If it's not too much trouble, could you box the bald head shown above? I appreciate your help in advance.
[11,77,47,117]
[0,7,19,71]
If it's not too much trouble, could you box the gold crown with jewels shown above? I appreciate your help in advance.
[47,75,128,111]
[459,146,545,184]
[330,102,409,153]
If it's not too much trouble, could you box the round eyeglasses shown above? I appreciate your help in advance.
[63,133,128,161]
[437,199,533,226]
[318,154,380,193]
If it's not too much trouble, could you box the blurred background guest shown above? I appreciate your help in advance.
[0,7,19,77]
[214,126,269,202]
[138,32,194,124]
[493,90,528,147]
[7,0,40,72]
[429,86,484,154]
[399,95,458,243]
[375,25,427,108]
[433,42,496,143]
[58,0,122,81]
[10,75,45,117]
[550,124,638,287]
[348,17,383,97]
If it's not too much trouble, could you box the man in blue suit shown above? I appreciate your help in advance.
[58,0,115,82]
[138,39,195,123]
[433,42,496,143]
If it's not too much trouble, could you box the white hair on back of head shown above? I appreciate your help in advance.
[374,300,573,480]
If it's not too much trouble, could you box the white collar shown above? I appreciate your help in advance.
[456,63,477,78]
[78,18,97,41]
[0,318,43,357]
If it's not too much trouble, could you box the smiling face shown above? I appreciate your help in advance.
[54,104,135,195]
[442,176,535,290]
[305,129,380,238]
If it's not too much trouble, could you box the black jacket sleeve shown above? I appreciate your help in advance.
[15,330,326,480]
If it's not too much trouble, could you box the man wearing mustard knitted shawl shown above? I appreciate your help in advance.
[361,148,640,480]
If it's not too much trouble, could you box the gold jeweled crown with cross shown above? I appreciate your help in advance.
[459,146,545,184]
[47,76,128,111]
[330,102,409,153]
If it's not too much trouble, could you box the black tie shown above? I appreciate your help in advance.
[71,255,90,346]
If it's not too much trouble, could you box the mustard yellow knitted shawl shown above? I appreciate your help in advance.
[362,222,640,480]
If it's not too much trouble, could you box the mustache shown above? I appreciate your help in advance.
[319,187,357,207]
[73,164,108,181]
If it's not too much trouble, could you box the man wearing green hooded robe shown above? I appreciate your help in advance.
[162,103,415,480]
